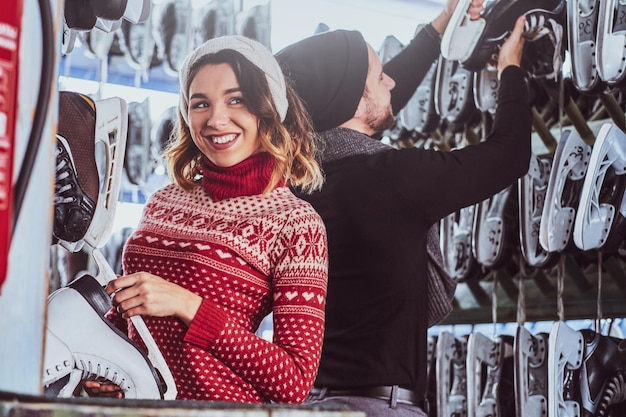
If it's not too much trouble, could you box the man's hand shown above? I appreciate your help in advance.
[432,0,485,34]
[497,15,526,78]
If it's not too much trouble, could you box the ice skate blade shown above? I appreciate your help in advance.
[514,326,548,417]
[548,321,584,417]
[573,123,626,251]
[597,0,626,86]
[441,0,486,62]
[437,331,469,417]
[539,129,591,252]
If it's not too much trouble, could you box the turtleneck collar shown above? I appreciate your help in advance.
[200,152,282,201]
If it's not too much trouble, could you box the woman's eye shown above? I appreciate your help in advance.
[230,97,244,105]
[191,101,208,109]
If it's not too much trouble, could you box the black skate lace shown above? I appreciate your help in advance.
[54,138,96,215]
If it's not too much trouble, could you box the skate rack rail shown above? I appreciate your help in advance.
[439,89,626,325]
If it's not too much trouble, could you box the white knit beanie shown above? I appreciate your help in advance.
[178,35,288,126]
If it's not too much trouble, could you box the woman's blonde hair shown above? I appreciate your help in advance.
[164,49,324,194]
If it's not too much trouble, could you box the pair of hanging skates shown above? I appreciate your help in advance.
[45,91,176,399]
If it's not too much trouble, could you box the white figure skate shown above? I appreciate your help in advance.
[539,129,591,253]
[573,123,626,252]
[548,321,584,417]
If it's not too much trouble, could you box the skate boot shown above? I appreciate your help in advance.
[440,204,481,281]
[519,154,559,268]
[520,8,567,81]
[192,0,236,49]
[466,333,516,417]
[573,123,626,252]
[568,0,605,94]
[472,184,519,270]
[514,326,549,417]
[402,60,440,136]
[548,321,585,417]
[54,92,99,245]
[550,323,626,417]
[597,0,626,87]
[473,67,499,114]
[539,129,592,253]
[441,0,566,74]
[153,0,192,76]
[235,2,271,49]
[43,274,164,399]
[64,0,97,31]
[118,17,157,72]
[437,331,469,417]
[434,55,479,128]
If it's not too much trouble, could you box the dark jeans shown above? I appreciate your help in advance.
[306,395,428,417]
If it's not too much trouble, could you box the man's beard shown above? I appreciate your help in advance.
[365,102,396,135]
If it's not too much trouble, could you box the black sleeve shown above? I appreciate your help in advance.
[371,65,532,223]
[384,23,442,114]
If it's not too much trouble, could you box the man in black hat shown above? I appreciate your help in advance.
[276,1,529,415]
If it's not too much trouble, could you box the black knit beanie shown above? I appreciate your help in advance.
[275,30,369,132]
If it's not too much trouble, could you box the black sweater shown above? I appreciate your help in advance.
[295,27,531,398]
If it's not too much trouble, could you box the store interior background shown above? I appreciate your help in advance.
[60,0,446,234]
[59,0,613,339]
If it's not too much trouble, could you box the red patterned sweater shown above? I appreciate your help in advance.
[107,155,328,403]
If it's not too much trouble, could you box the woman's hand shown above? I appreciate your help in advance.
[106,272,202,326]
[79,380,124,398]
[497,15,526,78]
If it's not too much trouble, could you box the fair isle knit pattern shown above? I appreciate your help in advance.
[114,183,328,403]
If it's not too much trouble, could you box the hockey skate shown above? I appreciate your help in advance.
[235,2,271,49]
[193,0,236,49]
[473,67,499,114]
[568,0,605,94]
[441,0,566,73]
[549,323,626,417]
[519,154,559,268]
[539,129,592,253]
[118,17,158,72]
[153,0,193,76]
[597,0,626,87]
[472,184,518,270]
[402,60,440,136]
[124,99,153,187]
[466,332,516,417]
[548,321,585,417]
[47,93,177,399]
[440,204,480,281]
[514,326,549,417]
[434,55,479,127]
[436,331,469,417]
[573,123,626,252]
